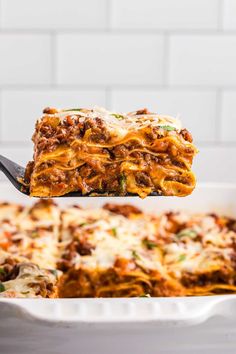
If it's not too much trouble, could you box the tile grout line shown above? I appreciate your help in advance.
[0,85,235,91]
[217,0,224,30]
[2,29,236,35]
[0,0,2,31]
[106,0,112,31]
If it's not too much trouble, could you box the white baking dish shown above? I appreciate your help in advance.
[1,181,236,354]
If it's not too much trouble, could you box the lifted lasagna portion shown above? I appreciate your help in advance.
[0,251,58,298]
[58,204,184,297]
[25,106,197,198]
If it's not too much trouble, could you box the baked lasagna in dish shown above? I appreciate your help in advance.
[0,250,58,298]
[0,200,60,269]
[58,203,184,297]
[1,201,236,298]
[24,107,197,198]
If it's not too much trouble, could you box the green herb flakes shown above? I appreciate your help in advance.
[161,125,175,131]
[0,268,5,275]
[178,254,186,262]
[0,282,5,293]
[132,250,141,260]
[119,174,126,193]
[143,239,157,250]
[64,108,81,112]
[111,228,117,237]
[111,113,124,120]
[49,269,58,278]
[176,229,197,239]
[79,222,88,227]
[31,231,38,238]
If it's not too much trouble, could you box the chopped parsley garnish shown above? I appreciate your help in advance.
[49,269,58,277]
[143,239,158,250]
[176,229,197,239]
[161,125,176,131]
[64,108,81,111]
[139,294,151,298]
[132,250,141,260]
[178,254,186,262]
[111,228,117,237]
[31,231,38,238]
[111,113,124,120]
[0,268,5,275]
[0,282,5,293]
[119,174,126,193]
[79,222,88,227]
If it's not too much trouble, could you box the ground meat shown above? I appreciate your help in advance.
[112,145,129,158]
[104,178,120,191]
[136,108,150,115]
[172,160,185,168]
[78,165,93,178]
[84,118,110,143]
[181,269,234,287]
[65,239,95,258]
[65,115,74,126]
[37,169,67,185]
[0,260,20,282]
[135,172,152,187]
[76,240,95,256]
[24,161,34,183]
[180,129,193,143]
[103,203,142,217]
[37,136,60,153]
[43,107,59,114]
[227,218,236,232]
[145,129,158,140]
[86,159,105,173]
[130,151,142,159]
[35,116,80,154]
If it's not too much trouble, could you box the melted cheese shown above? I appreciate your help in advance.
[40,106,182,135]
[0,202,60,269]
[61,208,165,274]
[162,213,236,278]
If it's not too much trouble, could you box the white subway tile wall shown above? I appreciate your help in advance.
[111,0,219,30]
[56,34,164,85]
[0,34,51,85]
[0,0,235,183]
[111,89,217,142]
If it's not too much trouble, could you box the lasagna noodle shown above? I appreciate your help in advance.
[25,107,197,198]
[58,267,185,298]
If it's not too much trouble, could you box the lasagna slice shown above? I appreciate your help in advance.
[0,200,60,269]
[159,212,236,295]
[24,106,197,198]
[0,250,58,298]
[58,204,184,297]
